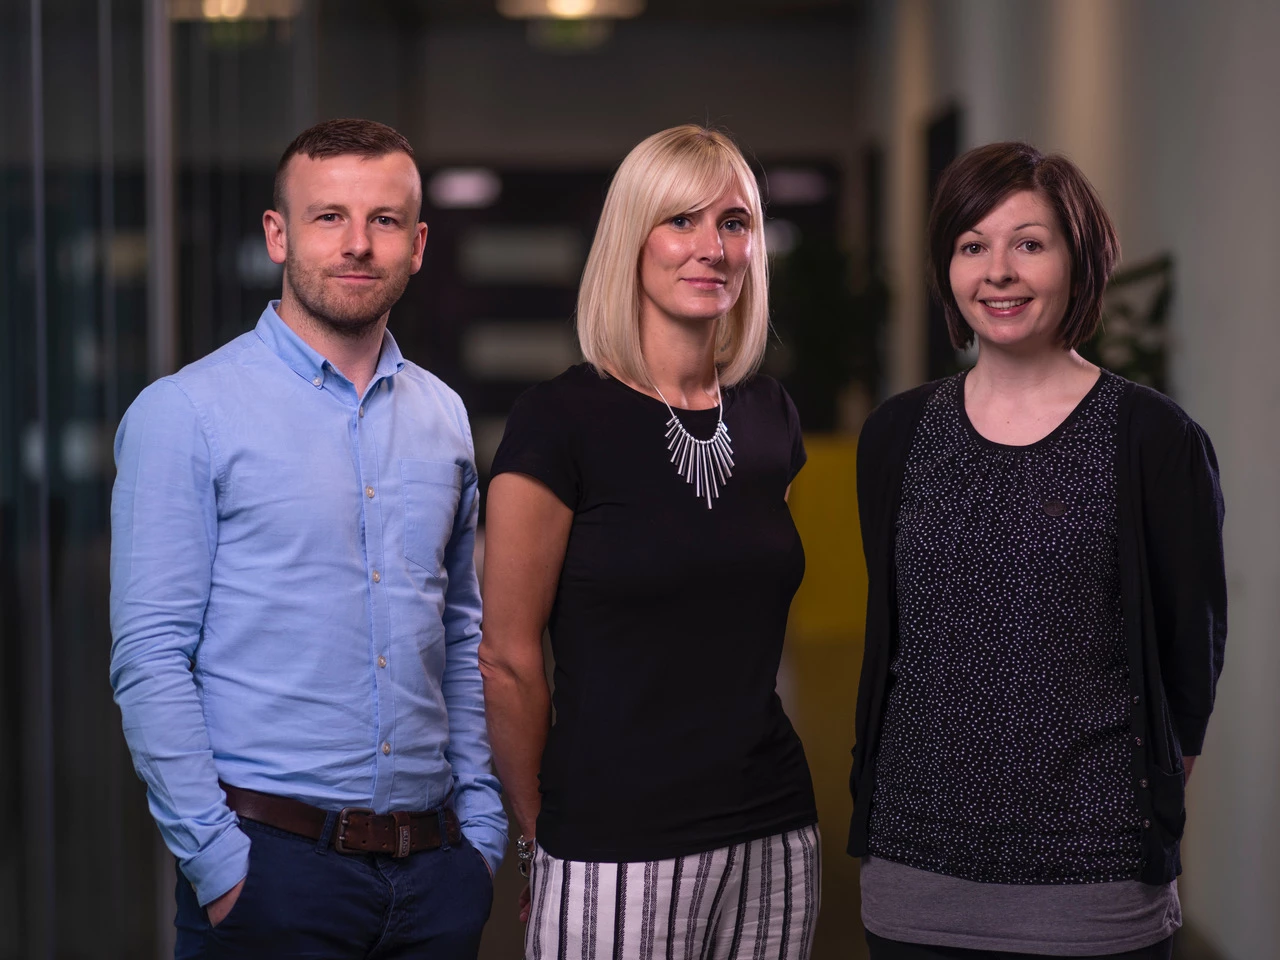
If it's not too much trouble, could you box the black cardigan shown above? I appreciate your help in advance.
[847,377,1227,885]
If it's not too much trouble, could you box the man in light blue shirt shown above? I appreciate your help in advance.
[110,119,504,958]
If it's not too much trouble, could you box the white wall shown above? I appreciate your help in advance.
[857,1,1280,956]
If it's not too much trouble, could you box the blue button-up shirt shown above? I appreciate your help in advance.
[110,303,505,906]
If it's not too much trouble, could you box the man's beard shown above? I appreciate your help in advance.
[284,249,412,339]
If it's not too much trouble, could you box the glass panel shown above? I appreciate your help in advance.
[174,8,315,363]
[0,0,39,948]
[45,0,158,951]
[2,0,159,955]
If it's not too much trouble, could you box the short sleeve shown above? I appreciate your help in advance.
[781,383,807,482]
[491,381,581,510]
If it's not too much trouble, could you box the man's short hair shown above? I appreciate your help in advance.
[927,140,1120,351]
[273,118,417,213]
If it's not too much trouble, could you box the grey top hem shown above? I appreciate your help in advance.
[860,856,1181,957]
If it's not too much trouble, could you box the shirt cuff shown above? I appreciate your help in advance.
[462,822,507,877]
[181,823,251,907]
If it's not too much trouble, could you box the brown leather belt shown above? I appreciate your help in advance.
[220,781,461,858]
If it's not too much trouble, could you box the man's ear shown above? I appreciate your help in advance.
[410,221,428,275]
[263,209,287,265]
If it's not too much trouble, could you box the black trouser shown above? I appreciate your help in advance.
[866,930,1175,960]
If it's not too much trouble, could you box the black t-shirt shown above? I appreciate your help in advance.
[491,363,818,862]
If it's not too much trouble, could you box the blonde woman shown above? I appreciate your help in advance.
[479,125,820,959]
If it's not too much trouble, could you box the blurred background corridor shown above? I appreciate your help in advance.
[2,1,1277,957]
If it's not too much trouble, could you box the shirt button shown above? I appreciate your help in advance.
[378,655,387,668]
[312,375,322,387]
[381,742,391,756]
[372,570,381,583]
[358,405,365,418]
[366,486,375,499]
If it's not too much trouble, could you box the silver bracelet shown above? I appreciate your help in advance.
[516,835,535,879]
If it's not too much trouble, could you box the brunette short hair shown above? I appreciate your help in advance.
[273,118,417,213]
[577,124,769,388]
[928,141,1120,350]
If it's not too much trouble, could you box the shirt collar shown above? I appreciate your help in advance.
[254,301,407,389]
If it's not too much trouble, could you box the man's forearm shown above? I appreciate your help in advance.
[440,472,509,871]
[442,649,509,874]
[112,645,249,904]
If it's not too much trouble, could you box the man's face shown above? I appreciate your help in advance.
[266,151,426,337]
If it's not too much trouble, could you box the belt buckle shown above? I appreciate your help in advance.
[334,806,375,854]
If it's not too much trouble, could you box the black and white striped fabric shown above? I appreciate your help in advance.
[525,826,821,960]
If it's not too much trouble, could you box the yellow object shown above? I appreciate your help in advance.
[783,434,869,956]
[787,435,866,643]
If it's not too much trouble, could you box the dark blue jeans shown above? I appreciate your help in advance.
[175,816,493,959]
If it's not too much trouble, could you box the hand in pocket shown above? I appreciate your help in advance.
[207,878,246,928]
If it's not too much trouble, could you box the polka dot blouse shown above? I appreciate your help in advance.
[867,370,1143,885]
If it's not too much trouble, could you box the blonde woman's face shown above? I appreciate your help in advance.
[638,187,753,328]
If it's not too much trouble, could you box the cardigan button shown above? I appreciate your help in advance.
[1135,736,1143,746]
[1133,695,1140,704]
[1143,819,1151,829]
[1140,778,1149,789]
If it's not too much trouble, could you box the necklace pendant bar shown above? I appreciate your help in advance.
[653,382,735,510]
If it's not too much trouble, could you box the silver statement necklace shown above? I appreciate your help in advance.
[652,380,735,509]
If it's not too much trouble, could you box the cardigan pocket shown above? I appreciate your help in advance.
[1148,764,1187,840]
[1152,695,1182,775]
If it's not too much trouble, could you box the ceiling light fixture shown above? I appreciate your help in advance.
[202,0,247,18]
[497,0,643,20]
[169,0,301,21]
[547,0,594,16]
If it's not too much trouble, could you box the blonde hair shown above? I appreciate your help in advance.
[576,125,769,388]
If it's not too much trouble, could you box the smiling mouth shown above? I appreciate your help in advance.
[982,298,1031,309]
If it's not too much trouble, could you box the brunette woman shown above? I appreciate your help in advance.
[849,141,1226,960]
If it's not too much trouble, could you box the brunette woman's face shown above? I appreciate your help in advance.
[949,189,1073,354]
[637,187,753,327]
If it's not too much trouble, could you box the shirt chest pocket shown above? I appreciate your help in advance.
[401,459,464,573]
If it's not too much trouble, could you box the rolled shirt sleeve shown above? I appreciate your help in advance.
[109,378,249,906]
[441,402,508,875]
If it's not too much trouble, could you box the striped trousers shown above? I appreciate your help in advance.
[524,825,821,960]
